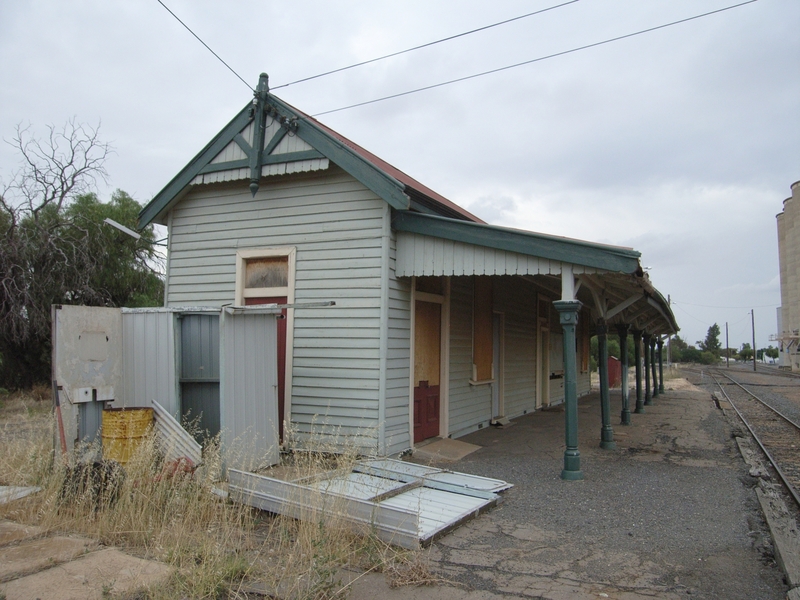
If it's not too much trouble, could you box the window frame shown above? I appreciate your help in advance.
[235,247,296,306]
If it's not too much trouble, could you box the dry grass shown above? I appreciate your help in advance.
[0,389,440,599]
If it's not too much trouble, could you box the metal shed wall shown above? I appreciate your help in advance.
[220,310,280,470]
[121,310,178,415]
[165,167,387,451]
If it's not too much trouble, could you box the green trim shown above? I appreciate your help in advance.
[262,149,324,165]
[200,159,250,174]
[233,134,252,155]
[263,128,287,156]
[198,150,325,176]
[139,108,252,227]
[392,211,641,273]
[266,95,410,211]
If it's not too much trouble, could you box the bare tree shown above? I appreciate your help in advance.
[0,120,161,388]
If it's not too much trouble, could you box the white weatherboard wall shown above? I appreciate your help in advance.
[446,277,543,439]
[166,167,387,452]
[448,277,490,437]
[492,277,538,420]
[385,226,412,455]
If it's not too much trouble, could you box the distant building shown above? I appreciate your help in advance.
[776,180,800,370]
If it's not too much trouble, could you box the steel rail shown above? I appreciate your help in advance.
[756,363,800,379]
[708,370,800,510]
[714,369,800,430]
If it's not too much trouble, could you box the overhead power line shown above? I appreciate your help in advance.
[313,0,758,117]
[271,0,581,90]
[156,0,253,92]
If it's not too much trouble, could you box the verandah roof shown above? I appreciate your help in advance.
[394,211,677,336]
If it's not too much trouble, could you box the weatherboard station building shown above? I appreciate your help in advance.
[135,73,677,479]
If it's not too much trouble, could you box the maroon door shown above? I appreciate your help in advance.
[414,300,441,443]
[414,380,440,443]
[246,296,286,439]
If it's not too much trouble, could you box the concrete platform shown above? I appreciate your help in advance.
[413,438,482,462]
[0,536,97,580]
[0,547,172,600]
[350,379,791,599]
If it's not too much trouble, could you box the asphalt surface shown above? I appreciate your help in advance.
[378,374,789,600]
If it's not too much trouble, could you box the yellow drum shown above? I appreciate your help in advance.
[101,408,153,465]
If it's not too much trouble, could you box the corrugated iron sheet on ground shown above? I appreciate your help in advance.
[227,458,512,549]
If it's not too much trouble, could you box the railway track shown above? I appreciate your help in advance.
[707,367,800,510]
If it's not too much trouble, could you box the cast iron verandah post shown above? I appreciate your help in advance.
[658,338,665,393]
[597,322,616,449]
[617,324,631,425]
[650,337,659,399]
[554,300,584,480]
[643,333,652,406]
[634,329,644,413]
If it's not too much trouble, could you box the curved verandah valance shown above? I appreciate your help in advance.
[393,211,677,336]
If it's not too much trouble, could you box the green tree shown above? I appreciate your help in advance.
[765,346,779,362]
[697,324,722,357]
[0,121,163,388]
[738,343,754,362]
[681,346,703,363]
[669,335,688,362]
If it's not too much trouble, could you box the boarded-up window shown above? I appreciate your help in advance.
[473,276,493,381]
[414,301,441,386]
[245,257,288,289]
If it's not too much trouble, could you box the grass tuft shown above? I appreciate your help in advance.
[0,390,441,598]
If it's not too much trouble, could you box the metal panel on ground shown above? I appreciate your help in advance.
[220,307,280,470]
[228,459,512,549]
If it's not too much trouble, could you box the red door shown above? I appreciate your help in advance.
[414,301,441,443]
[414,381,440,443]
[246,296,286,439]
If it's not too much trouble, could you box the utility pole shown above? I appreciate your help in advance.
[751,309,757,372]
[726,322,729,368]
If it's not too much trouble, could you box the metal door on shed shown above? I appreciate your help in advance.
[220,308,279,470]
[180,314,220,442]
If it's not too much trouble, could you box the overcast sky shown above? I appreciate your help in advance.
[1,0,798,351]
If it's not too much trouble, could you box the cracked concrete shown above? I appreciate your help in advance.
[349,379,788,599]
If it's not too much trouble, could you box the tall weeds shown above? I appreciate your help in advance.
[0,392,435,599]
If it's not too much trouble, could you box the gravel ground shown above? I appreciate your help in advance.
[404,380,787,600]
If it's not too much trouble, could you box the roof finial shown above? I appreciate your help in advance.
[257,72,269,96]
[250,73,270,197]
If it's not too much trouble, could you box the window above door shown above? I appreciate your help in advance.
[235,247,296,305]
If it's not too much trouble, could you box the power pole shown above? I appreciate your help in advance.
[726,322,729,368]
[751,309,757,372]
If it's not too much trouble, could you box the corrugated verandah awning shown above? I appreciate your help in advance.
[393,211,677,336]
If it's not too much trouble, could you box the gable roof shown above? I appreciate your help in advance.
[138,89,482,228]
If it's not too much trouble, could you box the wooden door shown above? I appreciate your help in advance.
[414,300,441,443]
[246,296,286,439]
